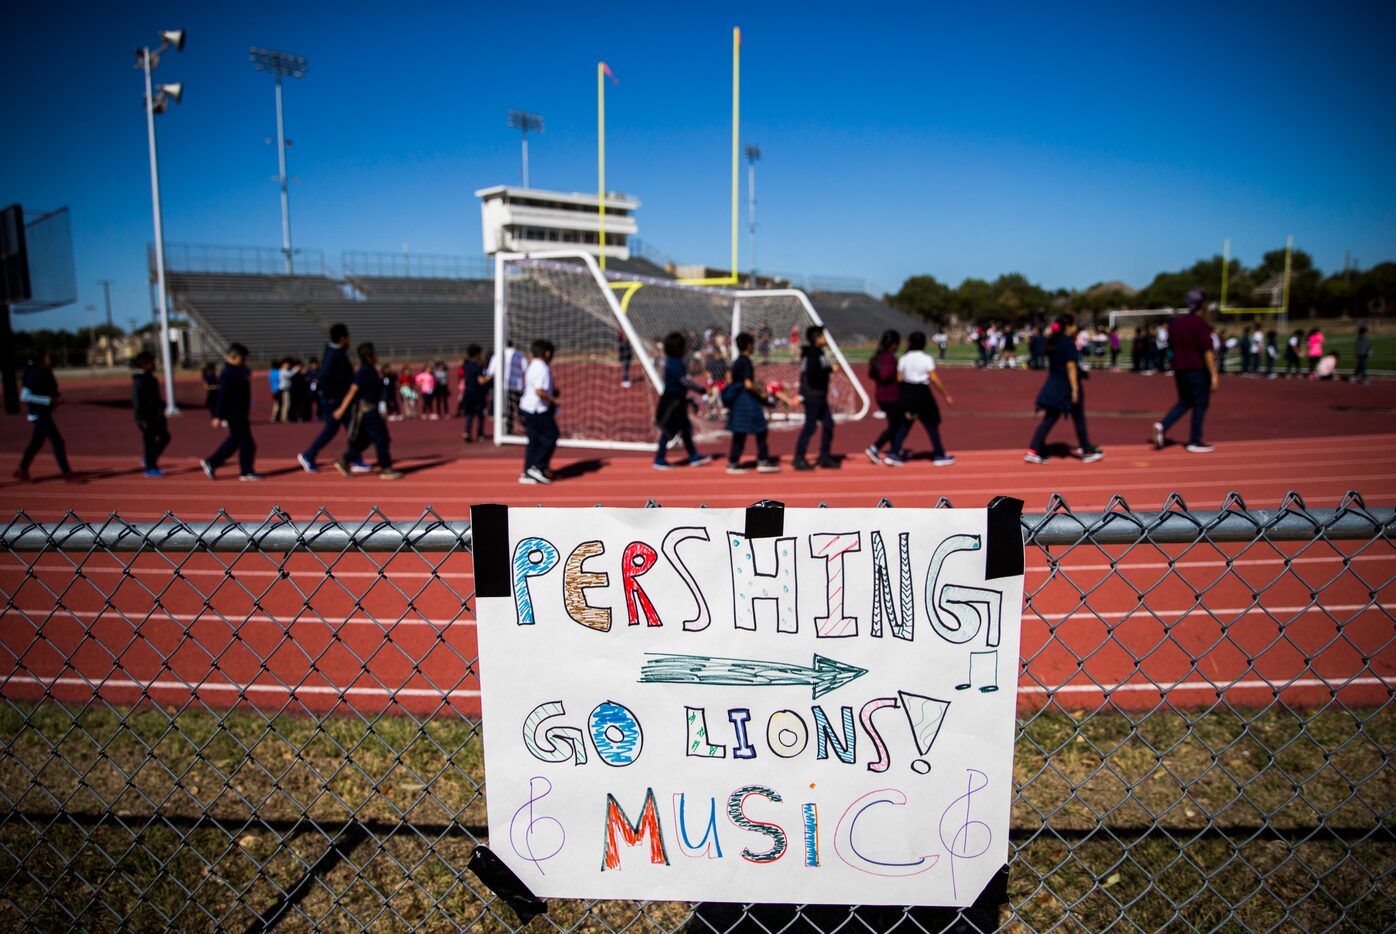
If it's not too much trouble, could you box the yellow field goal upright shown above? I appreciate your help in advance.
[1220,234,1291,315]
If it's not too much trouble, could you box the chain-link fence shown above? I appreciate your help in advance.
[1,494,1392,931]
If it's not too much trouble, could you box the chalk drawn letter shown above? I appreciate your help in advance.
[563,540,611,631]
[809,532,862,638]
[859,697,901,773]
[727,785,787,863]
[685,706,726,758]
[925,534,1002,646]
[512,537,559,627]
[727,532,798,633]
[802,803,820,867]
[662,527,713,631]
[622,541,663,627]
[601,788,669,870]
[870,530,913,640]
[523,700,588,765]
[588,701,643,767]
[834,789,939,877]
[766,709,810,759]
[811,705,856,764]
[899,692,952,757]
[672,793,724,859]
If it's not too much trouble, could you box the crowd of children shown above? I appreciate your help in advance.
[5,313,1382,484]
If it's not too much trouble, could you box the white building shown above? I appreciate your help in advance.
[474,186,639,260]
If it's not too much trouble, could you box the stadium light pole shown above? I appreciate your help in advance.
[507,110,544,188]
[745,144,761,286]
[137,29,186,416]
[250,48,307,275]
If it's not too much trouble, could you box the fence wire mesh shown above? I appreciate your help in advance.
[0,493,1392,931]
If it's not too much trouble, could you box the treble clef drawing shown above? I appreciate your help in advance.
[509,775,566,874]
[938,768,992,899]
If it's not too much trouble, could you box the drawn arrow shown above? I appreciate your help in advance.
[638,652,869,699]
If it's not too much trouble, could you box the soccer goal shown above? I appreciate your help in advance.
[493,251,869,451]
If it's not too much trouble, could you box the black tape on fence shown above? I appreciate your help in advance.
[467,846,547,925]
[470,504,511,598]
[985,496,1025,580]
[745,500,786,539]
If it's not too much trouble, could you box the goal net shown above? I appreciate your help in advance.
[494,252,869,451]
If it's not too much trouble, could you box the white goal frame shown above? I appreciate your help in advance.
[492,250,870,451]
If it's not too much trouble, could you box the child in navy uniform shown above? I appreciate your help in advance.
[726,332,780,474]
[461,344,489,442]
[653,332,713,469]
[334,343,402,480]
[131,351,171,477]
[886,332,955,466]
[792,325,839,471]
[201,343,259,481]
[519,340,560,484]
[1025,315,1102,464]
[15,352,77,483]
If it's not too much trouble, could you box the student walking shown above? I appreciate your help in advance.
[1152,290,1219,454]
[201,343,259,480]
[1306,328,1325,377]
[298,324,355,473]
[486,340,527,434]
[726,332,780,474]
[792,325,839,470]
[885,331,955,467]
[1353,327,1372,384]
[1265,330,1278,378]
[652,332,714,470]
[131,351,171,477]
[334,343,402,480]
[864,330,905,464]
[519,340,560,484]
[1285,329,1303,377]
[1023,315,1102,464]
[461,345,490,442]
[15,352,77,482]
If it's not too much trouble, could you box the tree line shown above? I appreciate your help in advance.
[885,246,1396,324]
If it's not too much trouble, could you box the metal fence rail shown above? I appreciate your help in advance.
[1,494,1392,931]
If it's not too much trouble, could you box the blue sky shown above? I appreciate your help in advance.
[5,0,1394,331]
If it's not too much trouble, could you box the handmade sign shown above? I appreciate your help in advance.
[471,504,1024,907]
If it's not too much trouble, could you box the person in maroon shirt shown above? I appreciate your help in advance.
[1152,290,1219,453]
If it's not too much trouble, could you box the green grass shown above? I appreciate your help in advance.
[1,702,1392,930]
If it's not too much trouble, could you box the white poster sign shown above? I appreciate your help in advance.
[473,506,1023,907]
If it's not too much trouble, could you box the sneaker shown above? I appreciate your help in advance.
[726,462,750,474]
[931,455,956,467]
[526,466,553,484]
[882,453,906,467]
[621,380,632,389]
[686,454,714,467]
[379,469,404,480]
[350,460,373,474]
[334,458,351,477]
[144,468,165,478]
[238,473,263,481]
[200,459,215,480]
[757,460,781,473]
[1077,447,1104,464]
[1151,422,1165,449]
[1185,442,1215,454]
[297,453,317,474]
[793,457,815,471]
[1023,451,1045,464]
[652,460,675,471]
[12,468,31,482]
[817,455,839,469]
[518,472,538,484]
[864,445,882,465]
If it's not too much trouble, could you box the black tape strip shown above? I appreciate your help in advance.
[984,495,1025,580]
[744,500,785,539]
[469,504,511,598]
[467,845,547,925]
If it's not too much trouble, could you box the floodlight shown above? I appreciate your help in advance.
[508,110,544,134]
[745,144,762,162]
[160,30,186,52]
[250,47,308,79]
[160,83,183,105]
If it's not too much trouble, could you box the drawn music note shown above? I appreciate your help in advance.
[509,776,566,874]
[938,768,992,900]
[955,649,999,693]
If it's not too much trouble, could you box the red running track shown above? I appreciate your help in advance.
[2,368,1393,716]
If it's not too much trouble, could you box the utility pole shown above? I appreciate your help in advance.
[98,279,113,329]
[745,144,762,286]
[251,48,307,275]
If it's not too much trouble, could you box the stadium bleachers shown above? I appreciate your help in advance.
[806,290,923,345]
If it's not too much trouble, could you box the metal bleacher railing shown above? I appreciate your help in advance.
[340,251,492,282]
[1,494,1391,931]
[155,243,329,278]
